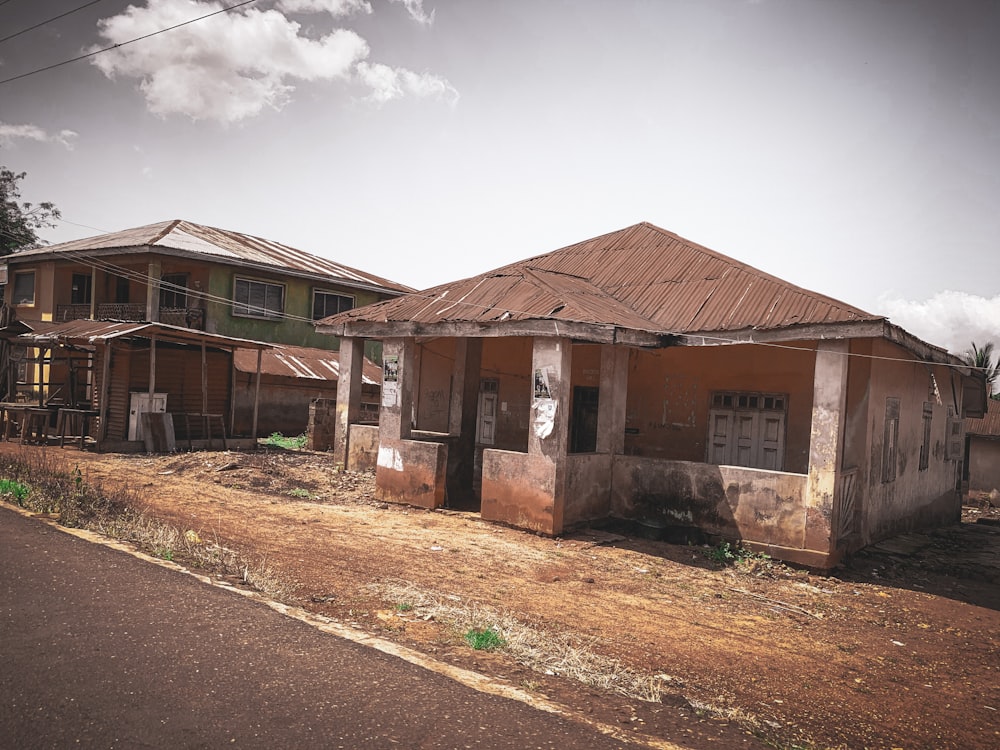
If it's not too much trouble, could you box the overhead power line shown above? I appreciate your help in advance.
[0,0,107,45]
[0,0,258,86]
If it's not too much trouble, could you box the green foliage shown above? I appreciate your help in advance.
[1,166,61,256]
[965,341,999,397]
[286,487,312,499]
[706,541,772,570]
[464,626,506,651]
[395,602,414,612]
[0,478,29,503]
[263,432,308,450]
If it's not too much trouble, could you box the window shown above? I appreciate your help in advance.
[882,397,900,483]
[706,391,787,470]
[233,278,284,318]
[12,271,35,305]
[71,273,92,305]
[159,273,188,309]
[312,291,354,320]
[919,402,933,471]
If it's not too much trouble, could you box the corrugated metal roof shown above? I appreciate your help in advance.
[966,397,1000,438]
[233,346,381,385]
[14,319,273,349]
[9,220,412,295]
[321,222,881,335]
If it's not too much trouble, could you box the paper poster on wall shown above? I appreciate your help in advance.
[382,356,399,407]
[532,398,556,439]
[533,367,552,399]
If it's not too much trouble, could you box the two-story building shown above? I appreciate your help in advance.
[0,220,409,446]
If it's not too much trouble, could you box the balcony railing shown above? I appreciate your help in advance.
[54,304,204,329]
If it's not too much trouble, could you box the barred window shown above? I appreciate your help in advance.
[233,278,284,319]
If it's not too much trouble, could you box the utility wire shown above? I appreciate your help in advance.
[0,0,258,86]
[0,0,106,45]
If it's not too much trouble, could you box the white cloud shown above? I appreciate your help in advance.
[0,122,78,150]
[879,291,1000,356]
[276,0,372,16]
[356,61,458,104]
[388,0,434,25]
[89,0,455,124]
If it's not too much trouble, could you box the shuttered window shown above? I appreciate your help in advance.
[706,391,787,471]
[233,278,284,319]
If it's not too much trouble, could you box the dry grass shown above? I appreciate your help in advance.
[0,449,296,601]
[373,580,672,703]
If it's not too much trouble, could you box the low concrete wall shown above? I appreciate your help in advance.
[347,424,379,472]
[376,438,447,510]
[481,449,560,535]
[564,454,612,526]
[611,456,810,551]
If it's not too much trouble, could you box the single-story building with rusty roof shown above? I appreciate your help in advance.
[317,222,986,567]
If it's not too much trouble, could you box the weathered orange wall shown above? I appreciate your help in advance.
[347,424,379,471]
[481,448,560,534]
[857,338,962,543]
[624,342,817,473]
[376,439,447,509]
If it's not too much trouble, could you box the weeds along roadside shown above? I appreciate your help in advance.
[0,449,294,600]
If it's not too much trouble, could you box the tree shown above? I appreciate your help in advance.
[0,166,61,256]
[964,341,999,399]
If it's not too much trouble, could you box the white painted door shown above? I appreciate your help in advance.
[476,391,497,445]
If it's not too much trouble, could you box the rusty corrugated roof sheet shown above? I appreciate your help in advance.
[233,346,380,385]
[15,319,273,349]
[966,397,1000,438]
[9,220,412,295]
[321,222,880,335]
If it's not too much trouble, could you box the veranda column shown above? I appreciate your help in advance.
[804,339,849,558]
[332,336,364,468]
[145,259,161,322]
[596,344,628,455]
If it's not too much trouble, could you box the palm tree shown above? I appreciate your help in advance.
[965,341,999,398]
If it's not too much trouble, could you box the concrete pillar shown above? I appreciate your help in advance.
[446,338,483,504]
[529,337,572,532]
[145,259,162,322]
[379,338,413,441]
[596,345,628,455]
[804,339,849,552]
[333,337,364,468]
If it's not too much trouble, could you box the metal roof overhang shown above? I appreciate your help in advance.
[16,321,275,351]
[8,245,411,298]
[317,318,674,348]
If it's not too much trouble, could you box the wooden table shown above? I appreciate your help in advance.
[55,408,99,449]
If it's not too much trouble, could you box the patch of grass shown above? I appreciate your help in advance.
[287,487,312,499]
[395,602,414,612]
[263,432,308,450]
[0,477,29,503]
[706,540,773,572]
[464,626,506,651]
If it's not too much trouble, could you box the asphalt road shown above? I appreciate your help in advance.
[0,506,637,750]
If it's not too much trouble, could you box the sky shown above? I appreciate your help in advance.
[1,0,998,355]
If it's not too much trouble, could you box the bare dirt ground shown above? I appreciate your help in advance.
[5,441,999,750]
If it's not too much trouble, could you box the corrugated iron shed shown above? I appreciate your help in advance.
[233,346,381,385]
[8,219,412,295]
[966,397,1000,438]
[320,222,882,336]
